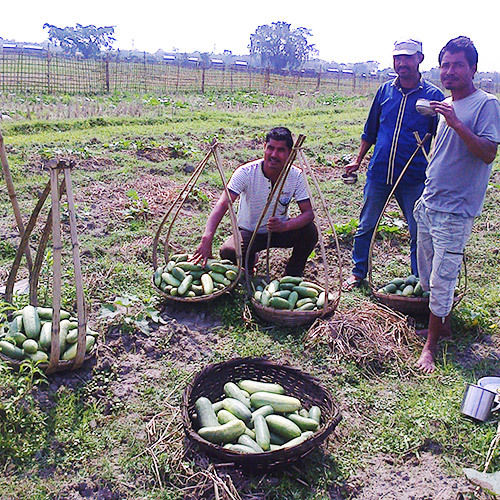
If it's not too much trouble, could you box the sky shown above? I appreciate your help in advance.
[2,0,499,73]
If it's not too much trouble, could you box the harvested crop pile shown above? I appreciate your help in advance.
[304,301,417,371]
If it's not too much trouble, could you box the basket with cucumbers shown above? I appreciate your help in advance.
[182,357,341,470]
[372,274,462,319]
[152,253,241,303]
[0,304,97,372]
[250,276,337,327]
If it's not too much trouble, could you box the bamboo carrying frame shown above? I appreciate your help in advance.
[247,135,343,326]
[367,132,467,318]
[1,158,93,373]
[152,140,242,303]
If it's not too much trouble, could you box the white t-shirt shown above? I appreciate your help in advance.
[227,159,310,233]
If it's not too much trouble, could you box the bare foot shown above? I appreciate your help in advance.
[416,346,436,373]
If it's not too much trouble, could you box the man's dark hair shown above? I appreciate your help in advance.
[439,36,478,68]
[265,127,293,149]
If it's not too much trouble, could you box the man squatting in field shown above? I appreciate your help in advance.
[414,36,500,373]
[343,39,444,290]
[193,127,318,276]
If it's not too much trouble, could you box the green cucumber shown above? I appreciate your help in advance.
[269,296,290,309]
[162,272,181,287]
[280,431,314,449]
[22,305,41,340]
[309,406,321,424]
[198,419,246,444]
[287,291,299,310]
[286,413,319,431]
[176,262,203,272]
[224,382,251,408]
[201,274,214,295]
[267,280,280,295]
[292,286,319,298]
[171,253,189,263]
[249,404,274,428]
[265,414,302,440]
[260,290,271,307]
[297,302,315,311]
[250,392,301,413]
[0,339,24,360]
[61,335,95,360]
[178,275,194,296]
[207,262,229,274]
[223,443,256,453]
[279,276,303,285]
[402,285,414,296]
[153,269,162,287]
[171,266,186,282]
[253,414,270,451]
[237,434,264,453]
[222,398,252,424]
[237,380,285,395]
[26,350,49,362]
[225,269,238,281]
[296,297,314,308]
[195,396,219,428]
[209,271,230,286]
[22,339,39,354]
[272,290,291,299]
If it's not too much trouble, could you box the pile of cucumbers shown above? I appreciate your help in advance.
[377,274,429,298]
[0,305,97,363]
[194,379,321,453]
[254,276,334,311]
[153,253,239,298]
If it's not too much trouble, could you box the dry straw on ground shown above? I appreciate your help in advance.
[304,301,418,372]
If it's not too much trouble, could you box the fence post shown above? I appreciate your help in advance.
[105,58,110,93]
[265,67,270,92]
[353,73,356,92]
[316,67,321,92]
[201,67,205,93]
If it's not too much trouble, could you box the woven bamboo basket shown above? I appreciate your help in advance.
[246,135,342,327]
[182,357,341,471]
[250,293,336,327]
[151,141,242,304]
[2,159,95,373]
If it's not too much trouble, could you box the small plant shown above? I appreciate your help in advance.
[98,294,166,334]
[333,218,359,239]
[122,189,151,224]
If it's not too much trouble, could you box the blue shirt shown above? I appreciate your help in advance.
[362,77,444,187]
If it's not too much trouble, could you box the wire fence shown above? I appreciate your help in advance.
[2,47,498,96]
[0,48,395,96]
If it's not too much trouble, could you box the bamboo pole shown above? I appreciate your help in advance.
[367,134,431,288]
[47,163,63,374]
[63,162,86,369]
[4,180,51,304]
[0,130,33,271]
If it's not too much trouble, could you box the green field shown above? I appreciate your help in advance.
[0,90,499,499]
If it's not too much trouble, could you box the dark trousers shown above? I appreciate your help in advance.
[219,221,318,277]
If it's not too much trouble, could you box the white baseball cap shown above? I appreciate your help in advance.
[393,39,423,56]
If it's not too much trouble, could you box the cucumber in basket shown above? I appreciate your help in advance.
[194,378,321,453]
[153,256,240,298]
[255,277,334,312]
[0,305,98,364]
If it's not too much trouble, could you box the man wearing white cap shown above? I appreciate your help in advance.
[343,39,444,290]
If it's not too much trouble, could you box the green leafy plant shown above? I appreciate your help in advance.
[98,294,166,334]
[122,189,151,223]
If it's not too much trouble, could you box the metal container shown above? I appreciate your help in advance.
[416,98,437,116]
[460,383,498,422]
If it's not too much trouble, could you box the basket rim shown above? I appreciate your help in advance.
[153,276,240,303]
[0,348,96,372]
[250,297,336,317]
[181,356,342,467]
